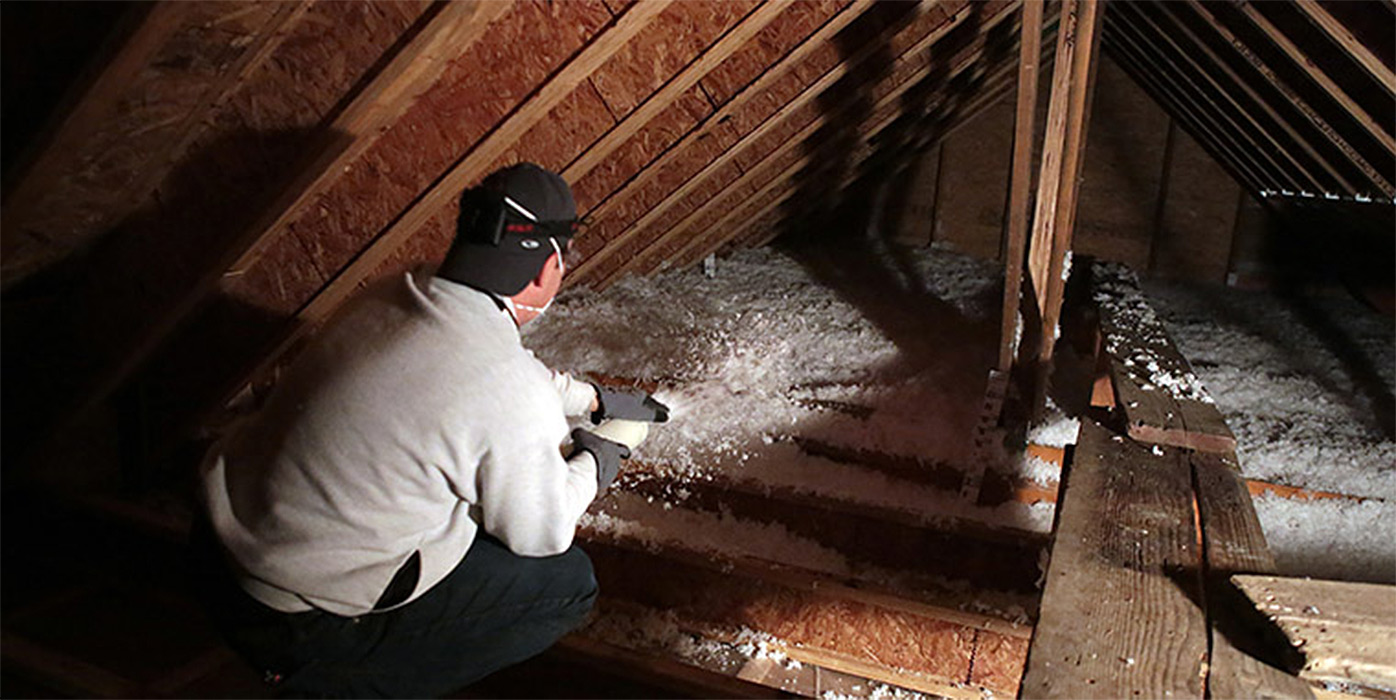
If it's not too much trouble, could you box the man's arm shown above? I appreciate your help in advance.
[550,370,599,416]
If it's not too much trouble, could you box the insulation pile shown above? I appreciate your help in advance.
[529,242,1394,588]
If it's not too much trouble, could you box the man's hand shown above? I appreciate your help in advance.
[570,428,630,492]
[591,385,670,424]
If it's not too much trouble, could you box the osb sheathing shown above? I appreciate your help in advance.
[37,1,427,405]
[591,0,1020,282]
[6,2,284,277]
[224,1,614,315]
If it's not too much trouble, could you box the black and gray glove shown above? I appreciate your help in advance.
[591,384,670,424]
[569,428,629,492]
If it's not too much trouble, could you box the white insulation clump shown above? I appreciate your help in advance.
[528,241,1393,596]
[1145,281,1395,583]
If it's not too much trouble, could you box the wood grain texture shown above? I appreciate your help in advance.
[1234,576,1396,692]
[1021,419,1208,699]
[1179,0,1393,197]
[1093,261,1237,453]
[997,0,1043,372]
[601,1,1022,285]
[1291,0,1396,101]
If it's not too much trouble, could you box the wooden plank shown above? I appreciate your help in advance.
[585,541,1007,695]
[1192,451,1316,699]
[0,633,146,699]
[291,0,670,327]
[554,633,788,699]
[0,3,186,283]
[1180,0,1395,197]
[1093,261,1237,453]
[1292,0,1396,99]
[631,8,1025,280]
[998,0,1044,373]
[567,0,960,285]
[1235,1,1395,156]
[1233,576,1396,692]
[558,0,796,185]
[56,0,511,433]
[1020,419,1208,699]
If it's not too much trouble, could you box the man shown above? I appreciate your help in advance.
[191,163,668,698]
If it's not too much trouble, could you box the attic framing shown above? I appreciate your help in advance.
[3,0,1392,697]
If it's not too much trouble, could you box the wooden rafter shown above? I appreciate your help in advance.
[650,33,1025,277]
[2,3,199,283]
[1292,0,1396,98]
[557,0,797,185]
[1106,9,1309,192]
[692,61,1025,265]
[1181,0,1395,197]
[565,0,940,286]
[207,1,672,416]
[52,0,514,434]
[1103,36,1270,196]
[997,0,1044,374]
[600,1,1024,286]
[1026,0,1101,371]
[1235,1,1396,157]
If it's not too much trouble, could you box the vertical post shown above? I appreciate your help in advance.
[997,0,1045,374]
[1024,0,1104,418]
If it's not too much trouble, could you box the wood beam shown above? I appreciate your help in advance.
[49,0,513,439]
[1233,575,1396,693]
[1110,6,1323,192]
[1292,0,1396,98]
[664,51,1021,274]
[996,0,1044,374]
[1235,1,1395,156]
[557,0,797,185]
[1180,0,1395,197]
[602,2,1024,285]
[696,63,1021,264]
[1024,0,1101,421]
[1103,39,1271,196]
[1105,17,1285,193]
[1020,419,1209,698]
[566,0,949,286]
[2,3,194,283]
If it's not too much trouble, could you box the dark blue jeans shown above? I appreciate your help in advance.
[189,521,598,698]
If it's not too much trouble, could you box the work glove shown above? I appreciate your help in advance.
[591,384,670,424]
[569,428,629,492]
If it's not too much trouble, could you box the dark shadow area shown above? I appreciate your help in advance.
[2,126,333,488]
[1232,200,1396,441]
[0,1,137,191]
[768,4,1022,382]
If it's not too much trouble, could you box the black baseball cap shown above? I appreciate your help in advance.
[437,163,577,295]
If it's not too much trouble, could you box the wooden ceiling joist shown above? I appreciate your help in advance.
[1105,9,1313,193]
[1234,1,1396,157]
[1122,3,1345,193]
[594,1,1023,287]
[1180,0,1396,197]
[564,0,944,286]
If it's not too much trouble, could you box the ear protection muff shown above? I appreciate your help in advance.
[459,187,508,245]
